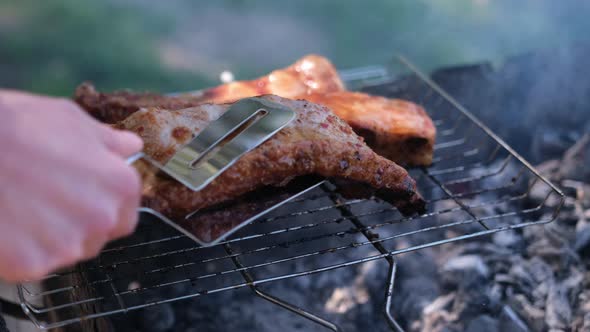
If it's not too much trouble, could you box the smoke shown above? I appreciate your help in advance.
[117,0,590,78]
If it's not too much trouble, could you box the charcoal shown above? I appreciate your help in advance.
[583,313,590,332]
[509,293,546,332]
[492,230,523,251]
[545,283,572,331]
[527,181,560,208]
[526,257,554,284]
[439,328,460,332]
[498,306,530,332]
[574,225,590,257]
[557,207,584,227]
[395,275,441,325]
[397,251,439,280]
[465,315,499,332]
[442,255,490,289]
[139,303,176,332]
[182,299,220,329]
[545,220,577,245]
[531,127,578,162]
[456,286,502,321]
[560,134,590,182]
[420,293,458,332]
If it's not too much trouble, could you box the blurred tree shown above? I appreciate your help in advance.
[0,0,213,96]
[1,0,588,96]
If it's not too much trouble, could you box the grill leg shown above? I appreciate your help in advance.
[329,192,405,332]
[223,244,342,332]
[383,260,404,332]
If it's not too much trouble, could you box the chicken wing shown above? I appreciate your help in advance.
[122,95,425,218]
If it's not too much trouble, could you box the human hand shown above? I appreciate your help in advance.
[0,90,143,282]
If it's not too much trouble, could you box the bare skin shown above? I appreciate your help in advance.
[0,90,143,282]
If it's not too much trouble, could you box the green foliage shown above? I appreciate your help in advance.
[1,0,588,96]
[0,0,213,95]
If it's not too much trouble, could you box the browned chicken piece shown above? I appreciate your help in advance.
[75,54,435,166]
[195,54,345,103]
[74,83,209,124]
[121,95,425,218]
[75,54,344,123]
[304,92,436,166]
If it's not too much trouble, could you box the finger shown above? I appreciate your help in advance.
[109,172,141,240]
[104,157,142,240]
[82,233,109,261]
[99,125,143,157]
[0,236,48,282]
[110,197,140,240]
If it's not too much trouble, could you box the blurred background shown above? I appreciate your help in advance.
[1,0,589,96]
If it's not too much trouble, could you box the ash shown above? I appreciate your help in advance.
[399,134,590,332]
[107,47,589,332]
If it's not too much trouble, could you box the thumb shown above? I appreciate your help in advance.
[99,124,143,157]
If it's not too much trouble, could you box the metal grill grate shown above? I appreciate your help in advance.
[17,56,564,331]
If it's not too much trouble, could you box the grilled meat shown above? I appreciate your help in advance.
[75,54,344,124]
[121,95,425,218]
[195,54,345,103]
[74,83,208,124]
[304,92,435,166]
[75,54,435,166]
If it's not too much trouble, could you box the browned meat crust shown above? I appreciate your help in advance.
[121,95,425,218]
[74,83,208,124]
[196,54,345,103]
[75,54,435,166]
[75,54,344,123]
[304,92,436,166]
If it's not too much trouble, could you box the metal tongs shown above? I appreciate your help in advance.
[127,97,324,246]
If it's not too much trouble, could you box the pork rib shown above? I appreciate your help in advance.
[121,95,425,218]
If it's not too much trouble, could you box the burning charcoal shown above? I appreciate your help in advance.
[492,230,523,251]
[439,328,461,332]
[574,225,590,257]
[498,306,530,332]
[545,283,572,331]
[545,219,577,244]
[139,303,176,332]
[583,313,590,332]
[527,178,559,208]
[535,159,561,180]
[397,251,439,280]
[457,286,502,322]
[509,294,546,332]
[559,133,590,182]
[181,299,220,330]
[442,255,490,289]
[526,257,554,284]
[465,315,499,332]
[531,127,578,163]
[394,275,441,326]
[525,231,578,272]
